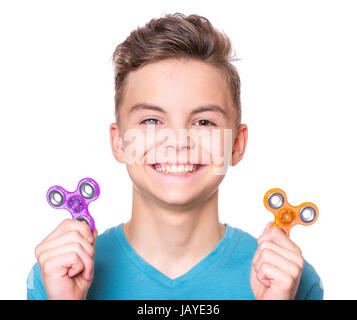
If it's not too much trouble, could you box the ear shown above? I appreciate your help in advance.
[231,124,248,166]
[110,122,125,163]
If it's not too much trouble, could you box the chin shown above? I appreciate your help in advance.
[154,188,201,207]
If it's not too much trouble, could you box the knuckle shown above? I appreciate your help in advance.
[34,243,42,258]
[298,256,304,267]
[62,218,74,227]
[259,240,270,250]
[69,230,82,240]
[292,265,301,278]
[294,245,303,255]
[88,245,95,257]
[72,242,83,252]
[37,252,44,266]
[74,221,91,237]
[255,266,263,279]
[284,275,294,288]
[70,251,80,262]
[42,259,52,275]
[260,262,268,274]
[88,258,95,268]
[251,255,258,268]
[297,257,305,270]
[260,248,272,260]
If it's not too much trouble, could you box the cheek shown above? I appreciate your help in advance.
[210,129,232,176]
[203,129,233,166]
[125,163,148,190]
[122,128,148,164]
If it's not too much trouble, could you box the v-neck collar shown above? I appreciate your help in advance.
[112,222,236,288]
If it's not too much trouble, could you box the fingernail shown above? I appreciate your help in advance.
[88,236,94,244]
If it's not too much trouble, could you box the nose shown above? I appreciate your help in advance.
[162,128,194,152]
[145,126,196,165]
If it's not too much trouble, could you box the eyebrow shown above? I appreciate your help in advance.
[129,102,229,119]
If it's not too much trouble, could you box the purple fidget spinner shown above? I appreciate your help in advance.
[46,178,100,232]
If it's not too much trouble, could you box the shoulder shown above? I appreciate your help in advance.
[296,259,324,300]
[221,224,258,270]
[228,224,258,257]
[27,261,48,300]
[94,223,124,255]
[92,223,124,268]
[95,224,119,248]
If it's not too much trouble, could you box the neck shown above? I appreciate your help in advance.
[122,185,226,279]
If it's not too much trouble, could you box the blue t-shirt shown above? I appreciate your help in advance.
[27,222,323,299]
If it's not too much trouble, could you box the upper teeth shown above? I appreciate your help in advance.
[154,164,198,173]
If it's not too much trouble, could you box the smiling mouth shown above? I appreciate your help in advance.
[148,163,205,175]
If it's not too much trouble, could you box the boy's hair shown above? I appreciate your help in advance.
[112,12,241,128]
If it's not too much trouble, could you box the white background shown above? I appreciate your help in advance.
[0,0,356,300]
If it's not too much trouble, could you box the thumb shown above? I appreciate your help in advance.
[264,221,274,232]
[258,222,274,243]
[264,221,288,237]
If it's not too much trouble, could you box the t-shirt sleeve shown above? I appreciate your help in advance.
[295,259,324,300]
[27,262,48,300]
[303,279,324,300]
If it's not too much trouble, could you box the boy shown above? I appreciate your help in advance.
[27,13,323,300]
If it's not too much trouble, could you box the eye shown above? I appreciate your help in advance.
[141,118,160,125]
[193,119,216,127]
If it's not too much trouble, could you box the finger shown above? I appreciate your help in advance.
[253,248,302,281]
[42,219,93,244]
[256,262,295,290]
[258,225,301,254]
[38,243,94,280]
[35,229,95,259]
[93,228,98,245]
[41,251,85,279]
[252,241,304,269]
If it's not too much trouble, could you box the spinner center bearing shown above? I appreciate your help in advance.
[68,195,85,213]
[280,209,295,225]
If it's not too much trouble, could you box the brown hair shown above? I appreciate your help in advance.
[112,12,241,128]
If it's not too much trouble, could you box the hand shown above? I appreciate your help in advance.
[250,222,304,300]
[35,219,98,300]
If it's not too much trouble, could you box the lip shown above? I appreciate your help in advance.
[147,163,206,179]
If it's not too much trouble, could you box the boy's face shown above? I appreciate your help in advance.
[110,58,247,207]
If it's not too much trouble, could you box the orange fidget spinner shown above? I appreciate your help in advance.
[263,188,319,237]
